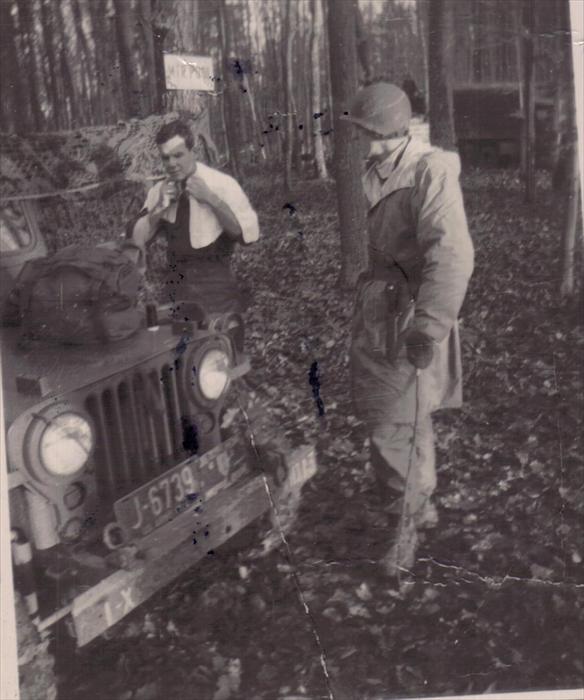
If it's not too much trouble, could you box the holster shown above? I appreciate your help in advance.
[358,265,413,363]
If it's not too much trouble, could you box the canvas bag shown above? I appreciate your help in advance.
[11,244,143,344]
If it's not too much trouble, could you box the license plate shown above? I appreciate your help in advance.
[114,436,249,537]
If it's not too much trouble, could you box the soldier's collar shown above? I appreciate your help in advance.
[372,137,412,180]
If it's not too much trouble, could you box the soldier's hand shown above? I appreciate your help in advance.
[185,175,216,205]
[405,329,434,369]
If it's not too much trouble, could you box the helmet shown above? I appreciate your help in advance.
[341,83,411,138]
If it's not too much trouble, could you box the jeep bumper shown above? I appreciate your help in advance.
[49,445,316,647]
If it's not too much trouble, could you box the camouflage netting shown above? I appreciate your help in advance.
[0,110,217,253]
[0,110,215,198]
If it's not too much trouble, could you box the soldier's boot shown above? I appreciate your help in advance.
[414,499,439,530]
[379,512,419,578]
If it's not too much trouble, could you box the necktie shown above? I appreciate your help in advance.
[175,181,190,234]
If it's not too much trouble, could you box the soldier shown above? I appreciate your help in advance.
[342,83,474,575]
[128,119,259,316]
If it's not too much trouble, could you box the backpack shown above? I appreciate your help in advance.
[8,244,144,344]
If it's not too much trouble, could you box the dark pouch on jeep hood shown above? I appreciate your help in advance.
[12,244,143,344]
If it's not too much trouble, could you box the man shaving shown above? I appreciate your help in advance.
[129,119,259,315]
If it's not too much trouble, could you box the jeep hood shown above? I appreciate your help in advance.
[1,325,184,425]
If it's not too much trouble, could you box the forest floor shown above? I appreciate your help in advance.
[57,168,583,700]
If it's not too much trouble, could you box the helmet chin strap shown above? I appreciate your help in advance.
[366,135,410,170]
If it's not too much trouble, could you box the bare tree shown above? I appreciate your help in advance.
[560,148,580,299]
[283,0,295,193]
[70,0,94,124]
[310,0,329,180]
[428,0,456,150]
[355,3,371,83]
[0,0,28,132]
[327,0,367,287]
[137,0,161,114]
[15,0,44,130]
[38,0,61,128]
[415,0,429,107]
[521,0,536,202]
[552,0,577,191]
[239,2,266,162]
[113,0,144,118]
[216,0,241,177]
[557,0,580,298]
[88,0,120,125]
[56,0,79,128]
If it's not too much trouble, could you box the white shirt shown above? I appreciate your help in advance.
[143,162,259,249]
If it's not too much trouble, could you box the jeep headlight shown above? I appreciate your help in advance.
[198,349,231,400]
[39,413,93,477]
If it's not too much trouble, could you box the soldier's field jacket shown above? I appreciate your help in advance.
[351,137,475,425]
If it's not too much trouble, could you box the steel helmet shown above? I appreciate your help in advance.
[342,83,411,137]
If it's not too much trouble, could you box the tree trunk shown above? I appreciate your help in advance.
[88,0,117,124]
[283,0,295,194]
[239,2,266,163]
[39,0,61,129]
[551,0,564,182]
[269,9,284,163]
[513,2,526,174]
[151,0,169,113]
[428,0,456,150]
[60,44,76,129]
[310,0,329,180]
[560,147,580,298]
[16,0,44,130]
[472,0,482,82]
[155,0,203,114]
[326,0,367,288]
[558,0,580,298]
[0,0,28,132]
[56,0,78,128]
[137,0,161,114]
[416,0,429,113]
[326,9,333,113]
[260,2,283,162]
[70,0,94,125]
[521,0,536,203]
[241,69,265,159]
[113,0,144,118]
[355,2,371,83]
[553,0,576,191]
[216,0,241,177]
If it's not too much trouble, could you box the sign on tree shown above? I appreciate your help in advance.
[163,54,214,92]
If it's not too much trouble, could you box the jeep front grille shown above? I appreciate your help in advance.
[84,362,189,502]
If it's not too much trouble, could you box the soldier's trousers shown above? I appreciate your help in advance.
[369,415,436,521]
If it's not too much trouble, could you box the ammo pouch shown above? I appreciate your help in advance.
[359,271,413,362]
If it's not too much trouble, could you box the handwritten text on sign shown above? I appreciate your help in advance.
[164,54,214,92]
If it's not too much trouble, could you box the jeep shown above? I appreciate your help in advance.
[1,196,316,696]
